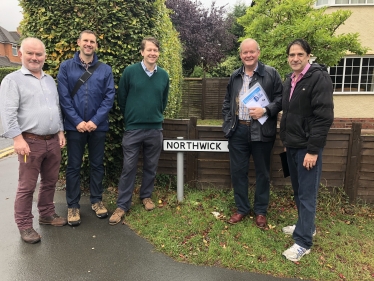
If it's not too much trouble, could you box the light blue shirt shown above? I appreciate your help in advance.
[0,66,63,138]
[141,60,158,77]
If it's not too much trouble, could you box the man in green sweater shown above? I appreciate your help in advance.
[109,37,169,225]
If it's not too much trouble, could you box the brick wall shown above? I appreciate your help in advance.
[332,118,374,129]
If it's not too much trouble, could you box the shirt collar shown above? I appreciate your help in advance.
[241,63,258,76]
[291,63,311,79]
[79,55,93,70]
[141,60,158,73]
[20,65,46,78]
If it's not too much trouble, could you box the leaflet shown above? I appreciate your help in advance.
[240,82,270,125]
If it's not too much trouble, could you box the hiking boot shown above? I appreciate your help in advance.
[19,227,41,244]
[109,208,125,225]
[39,213,67,226]
[282,243,311,262]
[142,198,155,211]
[282,225,316,236]
[67,208,81,226]
[91,201,108,218]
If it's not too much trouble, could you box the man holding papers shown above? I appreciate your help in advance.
[222,38,282,228]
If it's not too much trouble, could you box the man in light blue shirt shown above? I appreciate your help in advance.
[0,37,67,244]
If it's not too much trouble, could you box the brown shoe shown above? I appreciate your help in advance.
[142,198,155,211]
[19,227,41,244]
[228,213,246,224]
[109,208,125,225]
[255,214,267,228]
[39,213,67,226]
[92,201,108,218]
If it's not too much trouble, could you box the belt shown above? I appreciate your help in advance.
[238,120,251,126]
[22,132,56,140]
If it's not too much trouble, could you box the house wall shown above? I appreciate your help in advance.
[333,95,374,118]
[326,6,374,53]
[324,6,374,118]
[0,43,21,63]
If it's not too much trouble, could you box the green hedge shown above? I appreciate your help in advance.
[19,0,183,188]
[0,67,20,83]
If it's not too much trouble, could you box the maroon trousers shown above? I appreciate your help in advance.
[15,135,61,230]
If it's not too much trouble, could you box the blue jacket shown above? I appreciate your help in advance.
[57,52,115,131]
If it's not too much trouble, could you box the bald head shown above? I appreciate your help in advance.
[20,37,46,54]
[239,38,260,53]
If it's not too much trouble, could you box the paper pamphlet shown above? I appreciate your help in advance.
[240,82,270,125]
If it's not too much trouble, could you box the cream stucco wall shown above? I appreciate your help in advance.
[326,6,374,118]
[326,6,374,53]
[333,95,374,118]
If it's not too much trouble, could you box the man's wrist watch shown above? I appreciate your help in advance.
[262,107,267,116]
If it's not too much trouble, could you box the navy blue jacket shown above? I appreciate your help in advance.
[57,52,115,131]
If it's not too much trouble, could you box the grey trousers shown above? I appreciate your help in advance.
[116,129,163,211]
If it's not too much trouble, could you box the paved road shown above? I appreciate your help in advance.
[0,154,303,281]
[0,116,13,150]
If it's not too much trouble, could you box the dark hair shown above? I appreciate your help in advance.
[140,36,160,51]
[286,39,311,55]
[79,30,97,40]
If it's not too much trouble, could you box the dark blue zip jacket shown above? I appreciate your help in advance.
[57,52,115,131]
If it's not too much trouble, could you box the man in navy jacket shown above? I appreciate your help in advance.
[57,30,115,226]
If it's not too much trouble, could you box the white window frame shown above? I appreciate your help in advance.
[12,44,18,56]
[328,56,374,95]
[315,0,374,7]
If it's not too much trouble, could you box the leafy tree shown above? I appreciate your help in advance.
[238,0,368,78]
[19,0,183,187]
[166,0,236,75]
[209,2,249,77]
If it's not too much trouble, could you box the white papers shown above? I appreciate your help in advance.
[240,82,269,125]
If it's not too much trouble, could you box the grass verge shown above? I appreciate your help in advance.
[103,183,374,281]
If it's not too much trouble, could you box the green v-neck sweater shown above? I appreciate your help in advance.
[118,62,169,131]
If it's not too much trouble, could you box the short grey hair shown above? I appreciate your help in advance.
[239,38,260,53]
[19,37,46,54]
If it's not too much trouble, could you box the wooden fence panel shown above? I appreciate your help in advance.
[358,135,374,203]
[156,120,372,203]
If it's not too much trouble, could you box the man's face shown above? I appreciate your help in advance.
[141,41,159,66]
[240,40,260,69]
[77,33,97,57]
[287,44,311,74]
[19,40,46,76]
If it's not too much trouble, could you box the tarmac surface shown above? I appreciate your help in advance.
[0,153,302,281]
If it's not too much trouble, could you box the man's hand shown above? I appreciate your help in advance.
[249,107,265,120]
[58,131,66,148]
[303,153,318,170]
[13,135,30,156]
[85,121,97,132]
[76,121,87,133]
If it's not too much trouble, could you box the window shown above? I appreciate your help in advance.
[329,57,374,93]
[316,0,328,5]
[12,44,18,56]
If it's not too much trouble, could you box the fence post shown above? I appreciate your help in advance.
[186,117,197,186]
[201,77,206,120]
[344,123,362,203]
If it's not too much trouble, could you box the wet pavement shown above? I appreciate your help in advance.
[0,154,301,281]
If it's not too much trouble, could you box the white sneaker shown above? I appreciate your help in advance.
[282,225,316,236]
[282,243,311,262]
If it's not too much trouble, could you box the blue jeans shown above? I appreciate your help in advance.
[228,124,274,216]
[286,147,323,249]
[65,130,107,208]
[117,129,163,211]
